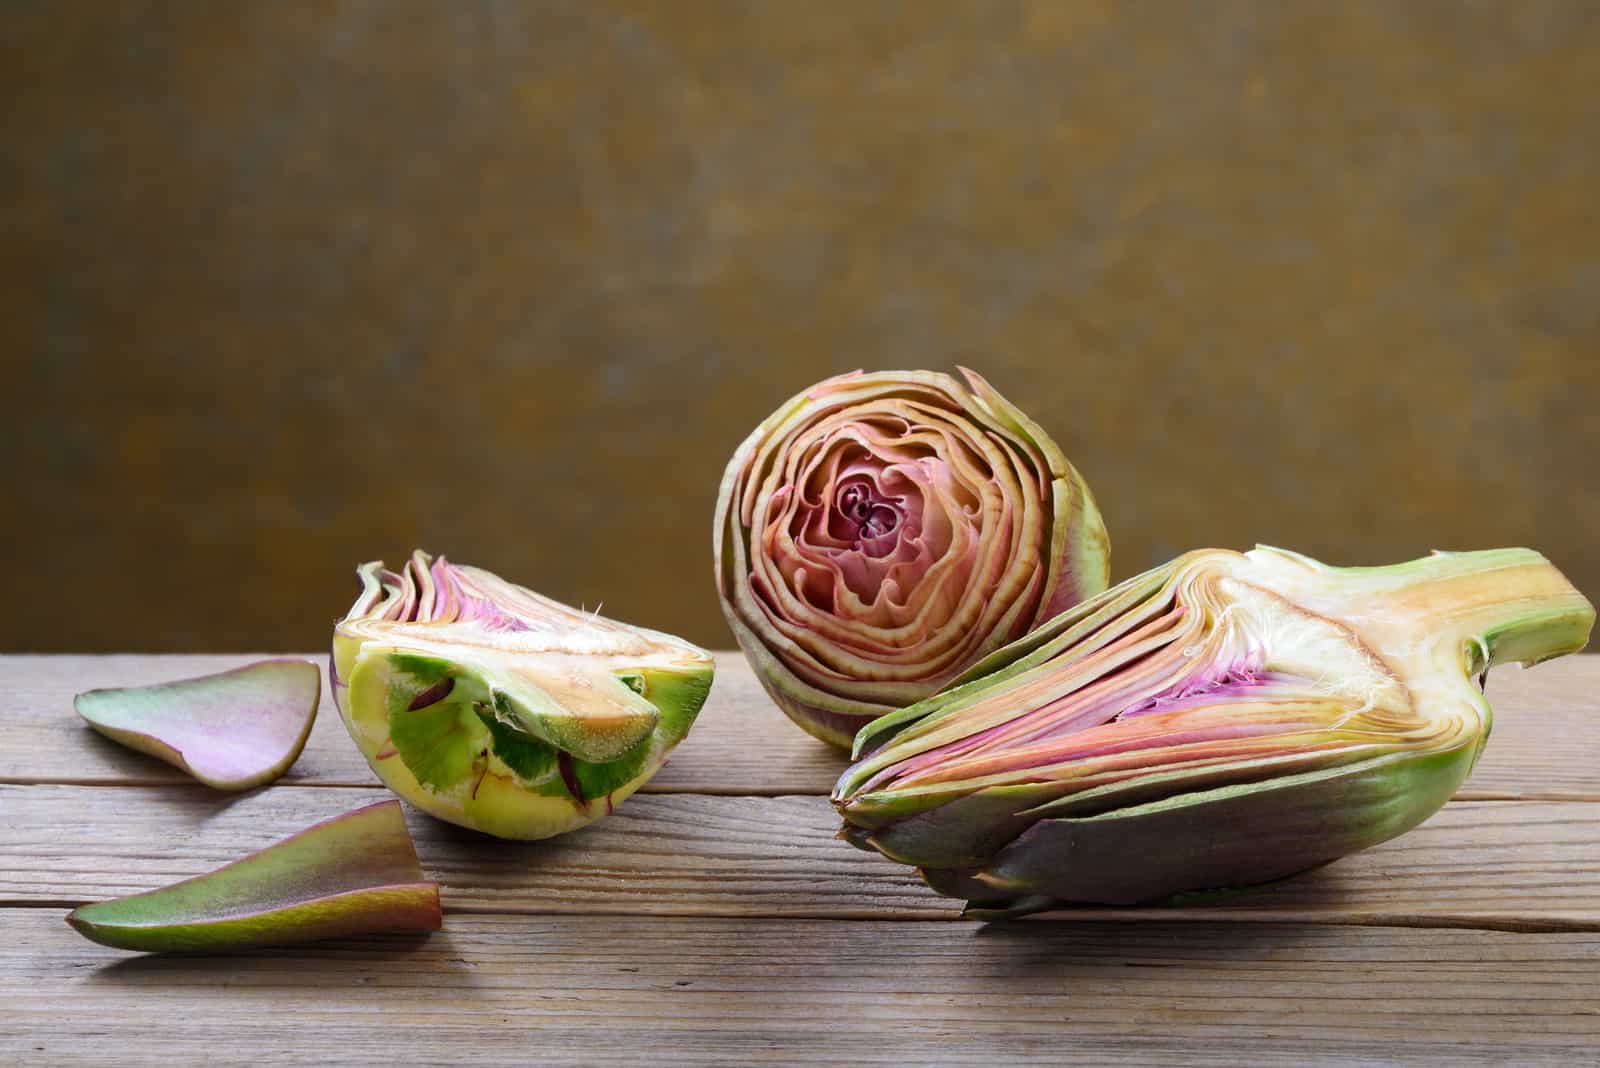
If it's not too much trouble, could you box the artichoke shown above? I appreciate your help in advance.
[834,546,1593,917]
[714,369,1109,748]
[331,551,714,839]
[67,800,440,953]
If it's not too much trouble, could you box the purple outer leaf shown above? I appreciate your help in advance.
[74,658,321,790]
[65,800,442,953]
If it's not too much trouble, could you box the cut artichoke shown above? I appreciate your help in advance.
[834,546,1593,916]
[332,551,714,839]
[715,369,1109,748]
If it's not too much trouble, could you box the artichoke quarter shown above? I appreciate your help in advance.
[332,551,714,840]
[833,546,1593,917]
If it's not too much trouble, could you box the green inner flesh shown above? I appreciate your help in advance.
[355,649,710,806]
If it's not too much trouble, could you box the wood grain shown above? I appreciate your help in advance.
[2,653,1595,799]
[5,909,1598,1067]
[4,651,1599,1065]
[3,784,1596,929]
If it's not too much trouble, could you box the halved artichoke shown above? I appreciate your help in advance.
[332,551,714,839]
[715,369,1109,748]
[835,546,1593,916]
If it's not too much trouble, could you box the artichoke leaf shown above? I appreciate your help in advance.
[75,659,320,791]
[66,800,440,953]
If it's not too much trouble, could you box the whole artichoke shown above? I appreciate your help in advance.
[331,551,714,839]
[834,546,1593,916]
[714,369,1109,748]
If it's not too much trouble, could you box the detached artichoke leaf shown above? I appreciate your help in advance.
[834,546,1594,914]
[333,551,714,840]
[74,659,320,791]
[715,368,1110,748]
[65,800,441,953]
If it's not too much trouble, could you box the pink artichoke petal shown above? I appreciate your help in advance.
[65,800,441,953]
[75,659,320,791]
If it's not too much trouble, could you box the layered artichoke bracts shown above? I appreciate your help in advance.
[332,551,714,840]
[835,546,1593,915]
[716,369,1109,748]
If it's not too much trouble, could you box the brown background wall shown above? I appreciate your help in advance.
[5,1,1597,653]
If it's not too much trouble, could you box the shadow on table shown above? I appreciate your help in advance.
[74,727,268,819]
[968,859,1366,924]
[970,910,1333,944]
[957,860,1384,970]
[80,928,471,986]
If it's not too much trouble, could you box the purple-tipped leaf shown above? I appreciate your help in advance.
[75,659,320,790]
[65,800,442,952]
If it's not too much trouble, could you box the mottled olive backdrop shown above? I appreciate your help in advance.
[5,1,1597,652]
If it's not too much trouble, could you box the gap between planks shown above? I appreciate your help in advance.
[3,785,1597,932]
[2,775,1596,804]
[6,898,1598,933]
[6,910,1600,1067]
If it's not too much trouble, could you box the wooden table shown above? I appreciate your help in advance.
[3,652,1598,1065]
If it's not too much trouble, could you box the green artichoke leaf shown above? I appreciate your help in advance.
[485,658,659,763]
[969,746,1471,909]
[476,699,558,783]
[66,800,440,953]
[385,680,490,793]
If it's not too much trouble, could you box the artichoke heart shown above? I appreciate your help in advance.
[332,551,714,840]
[833,546,1593,916]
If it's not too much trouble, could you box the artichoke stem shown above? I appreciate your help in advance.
[1249,546,1592,674]
[1404,550,1592,672]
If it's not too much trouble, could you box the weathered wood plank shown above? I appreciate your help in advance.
[4,909,1598,1067]
[3,786,1596,928]
[2,653,1596,798]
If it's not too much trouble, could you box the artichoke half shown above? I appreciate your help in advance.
[715,369,1109,748]
[332,551,714,839]
[834,546,1593,916]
